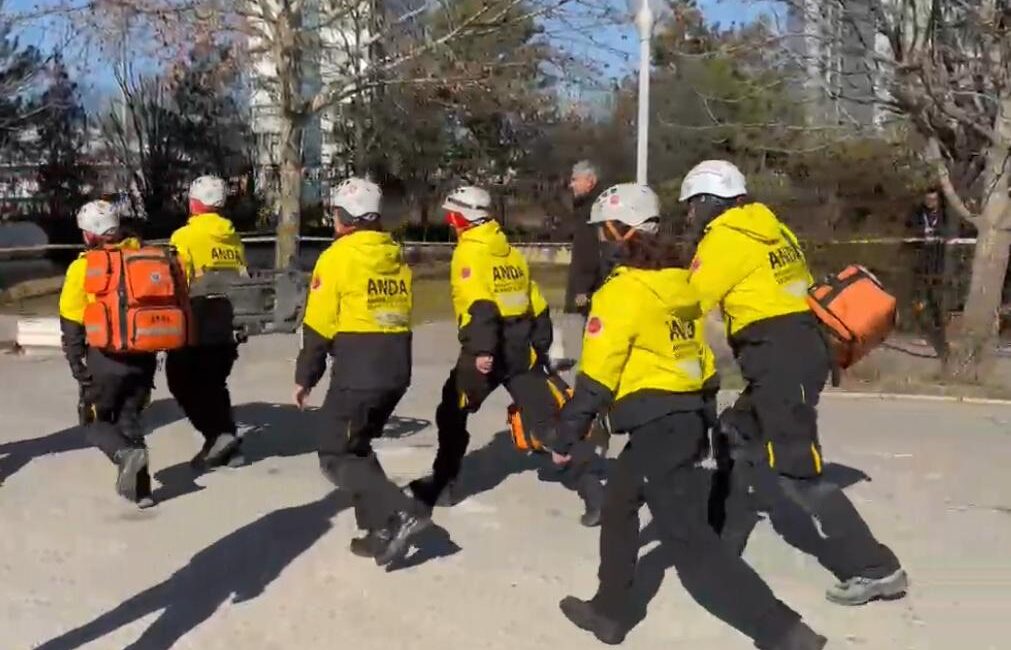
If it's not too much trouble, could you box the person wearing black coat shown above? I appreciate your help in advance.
[560,161,605,367]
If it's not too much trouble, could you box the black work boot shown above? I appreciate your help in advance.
[407,476,451,510]
[559,596,625,645]
[203,433,241,468]
[191,433,241,471]
[135,466,155,509]
[374,510,432,567]
[580,506,602,528]
[349,531,383,558]
[114,448,149,504]
[826,569,909,606]
[579,479,604,528]
[437,479,459,507]
[769,620,827,650]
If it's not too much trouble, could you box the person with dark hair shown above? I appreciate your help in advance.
[681,160,907,608]
[905,188,957,357]
[551,183,825,649]
[59,200,156,508]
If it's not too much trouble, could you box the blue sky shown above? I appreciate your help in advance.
[7,0,779,102]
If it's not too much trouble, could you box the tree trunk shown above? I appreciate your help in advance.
[945,222,1011,381]
[275,115,303,270]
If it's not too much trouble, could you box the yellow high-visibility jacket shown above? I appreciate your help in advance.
[689,203,812,337]
[170,213,247,284]
[555,266,712,447]
[296,230,413,391]
[450,220,552,375]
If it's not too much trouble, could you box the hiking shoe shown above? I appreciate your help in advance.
[407,477,457,509]
[115,448,149,503]
[771,620,826,650]
[826,569,909,606]
[580,506,602,528]
[559,596,625,645]
[203,434,241,468]
[436,480,460,507]
[134,466,155,509]
[225,448,247,468]
[349,531,383,558]
[374,510,432,567]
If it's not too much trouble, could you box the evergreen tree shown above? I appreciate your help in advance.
[36,54,90,218]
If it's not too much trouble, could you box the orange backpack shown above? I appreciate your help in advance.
[807,265,896,369]
[508,374,573,453]
[83,246,190,353]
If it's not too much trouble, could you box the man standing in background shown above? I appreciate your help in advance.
[556,160,604,370]
[905,188,959,358]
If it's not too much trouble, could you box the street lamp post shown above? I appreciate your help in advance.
[627,0,663,185]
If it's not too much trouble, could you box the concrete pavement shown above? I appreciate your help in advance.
[2,323,1010,650]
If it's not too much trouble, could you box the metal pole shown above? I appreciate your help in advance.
[635,7,653,185]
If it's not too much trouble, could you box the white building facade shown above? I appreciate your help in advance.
[247,0,371,210]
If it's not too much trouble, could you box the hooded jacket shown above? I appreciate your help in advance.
[170,212,247,284]
[688,203,812,339]
[296,230,413,391]
[554,266,711,452]
[451,220,552,377]
[170,212,248,345]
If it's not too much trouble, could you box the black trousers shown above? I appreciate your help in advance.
[166,344,237,443]
[85,350,156,461]
[430,356,602,506]
[317,386,418,531]
[912,280,948,356]
[714,319,901,581]
[593,412,800,649]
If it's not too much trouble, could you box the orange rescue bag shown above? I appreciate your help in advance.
[807,265,896,369]
[508,374,573,453]
[83,247,190,353]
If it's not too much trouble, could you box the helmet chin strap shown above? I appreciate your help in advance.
[604,221,638,242]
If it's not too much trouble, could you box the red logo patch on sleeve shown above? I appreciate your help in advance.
[461,267,472,279]
[310,275,322,291]
[586,316,603,336]
[690,257,702,272]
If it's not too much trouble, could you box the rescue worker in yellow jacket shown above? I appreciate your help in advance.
[167,175,247,470]
[293,177,429,566]
[409,186,604,524]
[551,183,824,649]
[682,160,907,607]
[59,200,156,508]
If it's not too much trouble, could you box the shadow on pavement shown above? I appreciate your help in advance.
[34,491,350,650]
[0,398,183,486]
[151,402,430,504]
[387,523,462,573]
[451,430,541,503]
[629,462,873,633]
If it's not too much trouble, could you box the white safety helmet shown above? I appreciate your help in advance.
[442,186,492,225]
[331,177,382,222]
[678,160,748,202]
[589,183,661,235]
[76,200,120,236]
[189,175,227,209]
